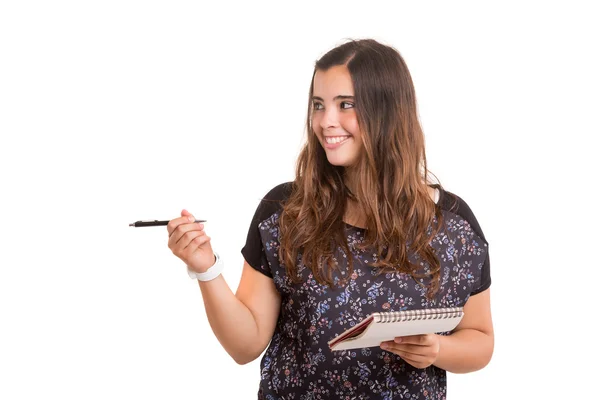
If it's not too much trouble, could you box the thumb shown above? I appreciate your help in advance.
[181,209,192,217]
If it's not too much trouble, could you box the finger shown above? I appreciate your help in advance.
[167,214,198,236]
[171,227,205,252]
[381,344,430,366]
[395,334,433,346]
[176,231,208,262]
[394,352,430,369]
[182,234,211,259]
[181,230,207,252]
[392,349,428,363]
[392,344,432,356]
[168,221,205,249]
[380,341,420,356]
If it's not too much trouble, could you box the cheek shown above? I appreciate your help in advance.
[340,114,359,136]
[311,115,322,134]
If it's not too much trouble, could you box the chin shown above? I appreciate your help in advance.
[326,156,357,168]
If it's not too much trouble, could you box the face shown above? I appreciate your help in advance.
[312,65,363,168]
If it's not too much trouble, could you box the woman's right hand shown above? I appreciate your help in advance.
[167,209,214,273]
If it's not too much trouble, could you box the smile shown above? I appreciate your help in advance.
[324,136,351,144]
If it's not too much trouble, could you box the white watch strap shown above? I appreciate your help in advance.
[187,252,224,281]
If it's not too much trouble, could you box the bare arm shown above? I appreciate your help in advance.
[433,288,494,373]
[198,262,281,365]
[167,210,281,365]
[381,288,493,373]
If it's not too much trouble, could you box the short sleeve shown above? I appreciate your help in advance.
[471,248,491,295]
[241,182,293,279]
[441,189,491,295]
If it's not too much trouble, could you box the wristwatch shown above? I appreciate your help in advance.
[187,252,224,281]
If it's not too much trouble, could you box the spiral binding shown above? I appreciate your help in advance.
[373,307,463,323]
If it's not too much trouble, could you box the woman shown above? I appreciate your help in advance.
[167,38,493,399]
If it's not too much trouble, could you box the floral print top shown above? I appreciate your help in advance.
[241,182,490,400]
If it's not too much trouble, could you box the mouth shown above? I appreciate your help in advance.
[324,135,351,145]
[323,135,351,149]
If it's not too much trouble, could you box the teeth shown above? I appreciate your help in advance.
[325,136,350,144]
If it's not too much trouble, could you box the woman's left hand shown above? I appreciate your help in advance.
[380,334,440,369]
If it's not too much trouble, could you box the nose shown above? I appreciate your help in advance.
[319,106,339,130]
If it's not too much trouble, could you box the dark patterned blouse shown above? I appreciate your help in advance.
[241,182,490,400]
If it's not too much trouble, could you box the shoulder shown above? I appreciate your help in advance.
[436,184,488,243]
[262,181,294,202]
[249,181,294,226]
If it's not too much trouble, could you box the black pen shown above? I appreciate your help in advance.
[129,219,207,227]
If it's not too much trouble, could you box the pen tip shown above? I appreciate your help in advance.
[129,223,134,226]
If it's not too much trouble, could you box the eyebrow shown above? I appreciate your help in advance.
[312,95,355,101]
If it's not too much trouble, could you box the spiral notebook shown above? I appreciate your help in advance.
[328,307,464,351]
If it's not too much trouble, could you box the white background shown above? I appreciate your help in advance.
[1,1,598,398]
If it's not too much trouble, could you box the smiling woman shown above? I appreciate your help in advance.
[166,38,493,400]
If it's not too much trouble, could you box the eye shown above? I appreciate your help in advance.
[313,102,323,111]
[341,101,355,109]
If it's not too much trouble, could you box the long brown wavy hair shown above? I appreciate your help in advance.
[278,39,446,298]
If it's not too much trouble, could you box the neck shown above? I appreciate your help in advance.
[344,201,367,228]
